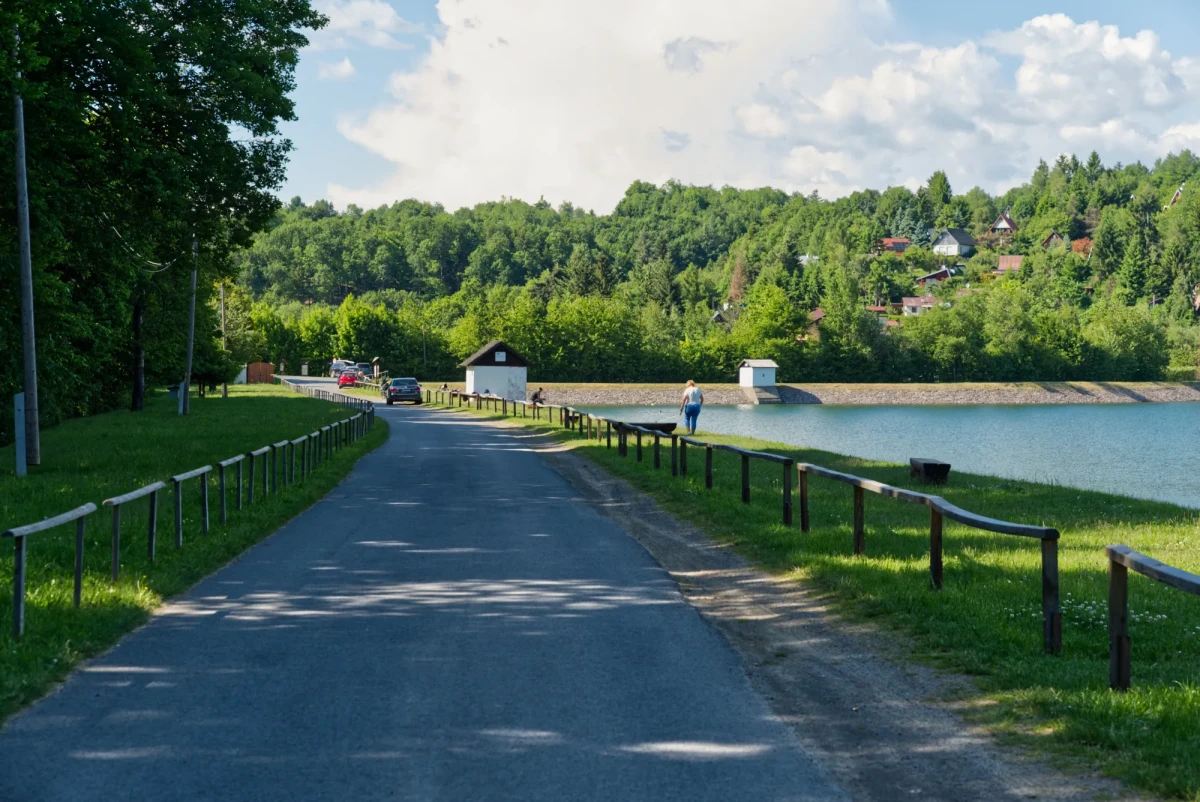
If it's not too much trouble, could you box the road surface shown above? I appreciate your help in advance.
[0,383,844,801]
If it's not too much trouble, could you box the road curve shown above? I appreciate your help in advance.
[0,384,845,802]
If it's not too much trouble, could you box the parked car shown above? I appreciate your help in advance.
[337,372,358,388]
[383,377,422,405]
[329,360,349,377]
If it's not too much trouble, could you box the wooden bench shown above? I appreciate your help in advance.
[910,457,951,485]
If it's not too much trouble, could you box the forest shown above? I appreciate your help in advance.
[231,153,1200,385]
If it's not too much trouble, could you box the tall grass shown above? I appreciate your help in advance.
[445,399,1200,800]
[0,385,386,721]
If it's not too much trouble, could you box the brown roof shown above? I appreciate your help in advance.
[458,340,529,368]
[808,308,825,323]
[1041,230,1064,247]
[996,255,1024,272]
[902,296,937,308]
[866,305,888,312]
[990,212,1018,232]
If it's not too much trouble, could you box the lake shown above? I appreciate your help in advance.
[581,403,1200,509]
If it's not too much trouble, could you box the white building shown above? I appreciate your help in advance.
[738,359,778,388]
[931,228,977,257]
[461,340,529,400]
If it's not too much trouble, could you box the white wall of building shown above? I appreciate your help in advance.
[465,365,528,399]
[738,366,776,387]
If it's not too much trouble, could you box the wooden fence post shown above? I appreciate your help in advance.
[782,461,792,525]
[1108,555,1131,690]
[741,454,750,503]
[680,440,687,476]
[799,467,809,532]
[853,487,865,555]
[705,446,713,490]
[1043,539,1062,655]
[606,421,611,449]
[670,436,678,477]
[929,508,943,590]
[653,434,661,469]
[636,431,643,462]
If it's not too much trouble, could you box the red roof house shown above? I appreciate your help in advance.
[994,255,1024,275]
[880,237,911,253]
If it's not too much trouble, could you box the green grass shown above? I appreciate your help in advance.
[0,385,386,722]
[440,397,1200,800]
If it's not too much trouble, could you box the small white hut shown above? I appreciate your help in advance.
[738,359,778,388]
[460,340,529,400]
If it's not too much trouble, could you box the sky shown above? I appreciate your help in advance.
[279,0,1200,214]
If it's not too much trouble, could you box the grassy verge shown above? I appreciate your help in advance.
[0,385,386,722]
[436,398,1200,800]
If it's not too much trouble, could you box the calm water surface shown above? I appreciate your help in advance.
[583,403,1200,508]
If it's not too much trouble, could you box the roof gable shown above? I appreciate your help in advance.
[935,228,977,246]
[459,340,529,368]
[989,212,1018,232]
[739,359,778,368]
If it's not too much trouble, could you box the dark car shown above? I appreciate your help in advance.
[384,377,422,405]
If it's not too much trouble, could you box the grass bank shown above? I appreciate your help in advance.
[0,385,386,722]
[438,398,1200,800]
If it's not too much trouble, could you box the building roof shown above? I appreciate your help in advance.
[881,237,910,251]
[917,267,954,282]
[936,228,977,246]
[1041,230,1064,247]
[989,212,1018,232]
[808,307,825,323]
[996,255,1024,272]
[902,296,938,308]
[738,359,779,369]
[458,340,530,368]
[866,305,888,312]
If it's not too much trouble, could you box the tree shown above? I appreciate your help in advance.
[1118,226,1149,300]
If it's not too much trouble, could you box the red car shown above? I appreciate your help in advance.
[337,372,357,388]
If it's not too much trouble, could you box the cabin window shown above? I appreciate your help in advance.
[495,351,506,362]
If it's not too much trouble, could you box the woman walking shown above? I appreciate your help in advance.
[679,380,704,435]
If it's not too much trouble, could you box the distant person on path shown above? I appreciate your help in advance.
[679,380,704,435]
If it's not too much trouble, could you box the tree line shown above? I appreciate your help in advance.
[0,1,325,445]
[231,155,1200,383]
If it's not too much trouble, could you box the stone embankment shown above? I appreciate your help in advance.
[535,381,1200,407]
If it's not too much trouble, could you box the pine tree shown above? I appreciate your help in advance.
[728,252,748,302]
[1118,226,1149,300]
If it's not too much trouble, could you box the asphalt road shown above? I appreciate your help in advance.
[0,383,845,802]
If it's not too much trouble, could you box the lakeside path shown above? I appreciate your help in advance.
[0,383,843,802]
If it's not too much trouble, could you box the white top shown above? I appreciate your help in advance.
[683,386,703,405]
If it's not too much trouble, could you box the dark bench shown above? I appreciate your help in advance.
[910,457,951,484]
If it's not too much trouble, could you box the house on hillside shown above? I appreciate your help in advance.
[917,266,954,287]
[931,228,976,257]
[994,255,1024,276]
[460,340,529,400]
[1041,230,1065,248]
[989,210,1019,235]
[880,237,910,254]
[901,296,938,316]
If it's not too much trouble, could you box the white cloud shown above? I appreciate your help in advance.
[325,6,1200,211]
[309,0,418,51]
[318,57,357,80]
[736,103,787,137]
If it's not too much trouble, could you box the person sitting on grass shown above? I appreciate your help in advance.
[679,380,703,435]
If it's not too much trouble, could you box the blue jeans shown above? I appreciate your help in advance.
[684,404,701,432]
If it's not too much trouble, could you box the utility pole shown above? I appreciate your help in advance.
[220,281,228,397]
[14,50,40,465]
[182,234,197,414]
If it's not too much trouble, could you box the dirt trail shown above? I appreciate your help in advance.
[526,432,1149,802]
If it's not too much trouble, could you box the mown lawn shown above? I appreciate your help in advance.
[0,385,386,722]
[439,397,1200,800]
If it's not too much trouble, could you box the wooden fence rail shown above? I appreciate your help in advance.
[3,503,98,637]
[1105,545,1200,689]
[170,465,212,547]
[102,481,165,581]
[798,462,1061,654]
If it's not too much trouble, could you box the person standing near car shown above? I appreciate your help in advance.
[679,380,703,435]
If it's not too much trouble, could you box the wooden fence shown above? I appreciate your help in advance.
[2,387,376,639]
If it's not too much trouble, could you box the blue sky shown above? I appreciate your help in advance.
[279,1,1200,212]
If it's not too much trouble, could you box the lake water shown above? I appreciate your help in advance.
[582,403,1200,509]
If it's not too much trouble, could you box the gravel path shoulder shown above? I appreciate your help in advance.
[536,439,1151,802]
